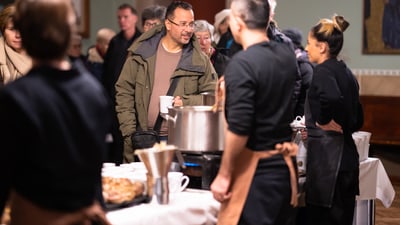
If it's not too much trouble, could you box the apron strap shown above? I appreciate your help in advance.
[217,145,298,225]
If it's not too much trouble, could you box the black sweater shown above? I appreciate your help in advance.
[0,62,112,214]
[305,58,363,134]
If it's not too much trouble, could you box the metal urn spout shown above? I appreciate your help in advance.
[135,145,177,204]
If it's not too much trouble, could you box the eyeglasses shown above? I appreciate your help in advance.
[167,18,195,30]
[144,22,159,27]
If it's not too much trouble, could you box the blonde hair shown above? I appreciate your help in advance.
[310,14,349,57]
[96,28,116,45]
[317,15,349,38]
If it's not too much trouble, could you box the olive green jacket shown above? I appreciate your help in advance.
[115,25,217,140]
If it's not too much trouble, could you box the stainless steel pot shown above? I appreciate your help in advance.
[163,106,224,152]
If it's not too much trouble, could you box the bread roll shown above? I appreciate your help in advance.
[102,177,144,204]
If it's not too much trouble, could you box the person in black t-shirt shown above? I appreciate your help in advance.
[211,0,299,224]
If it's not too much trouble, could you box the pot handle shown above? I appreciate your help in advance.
[160,113,177,126]
[175,150,186,169]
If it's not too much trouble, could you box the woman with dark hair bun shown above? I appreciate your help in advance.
[304,15,364,225]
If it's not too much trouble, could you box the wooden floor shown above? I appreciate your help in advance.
[375,178,400,225]
[371,144,400,225]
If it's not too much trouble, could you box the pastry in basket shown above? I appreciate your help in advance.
[102,177,145,204]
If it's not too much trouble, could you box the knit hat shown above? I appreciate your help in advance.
[213,9,230,33]
[282,28,303,47]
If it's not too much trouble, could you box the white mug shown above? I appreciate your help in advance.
[129,162,147,171]
[168,172,189,193]
[159,96,174,114]
[102,162,116,168]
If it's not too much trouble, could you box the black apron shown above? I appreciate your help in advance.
[305,129,344,207]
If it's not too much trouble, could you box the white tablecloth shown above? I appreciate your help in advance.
[107,158,395,225]
[107,189,220,225]
[353,157,396,225]
[357,157,395,208]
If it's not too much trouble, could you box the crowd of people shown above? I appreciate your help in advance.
[0,0,363,225]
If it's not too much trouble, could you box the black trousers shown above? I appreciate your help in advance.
[106,110,123,164]
[306,170,358,225]
[238,155,297,225]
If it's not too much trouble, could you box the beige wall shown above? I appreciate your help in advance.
[354,73,400,96]
[274,0,400,70]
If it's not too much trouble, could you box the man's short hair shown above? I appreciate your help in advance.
[166,1,192,20]
[231,0,270,30]
[118,3,138,15]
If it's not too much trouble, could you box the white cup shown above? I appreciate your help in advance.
[130,162,147,171]
[131,171,148,182]
[352,131,372,161]
[102,162,116,168]
[168,172,189,193]
[159,95,174,114]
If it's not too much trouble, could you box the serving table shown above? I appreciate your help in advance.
[106,189,220,225]
[353,157,396,225]
[106,157,394,225]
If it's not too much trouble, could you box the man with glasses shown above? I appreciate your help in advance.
[115,1,217,162]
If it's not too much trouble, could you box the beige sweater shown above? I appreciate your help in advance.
[0,37,32,85]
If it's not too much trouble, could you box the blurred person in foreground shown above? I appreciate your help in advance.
[115,1,217,162]
[141,5,166,33]
[0,4,31,86]
[304,15,363,225]
[194,19,229,78]
[0,0,112,224]
[210,0,299,224]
